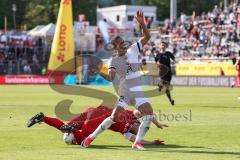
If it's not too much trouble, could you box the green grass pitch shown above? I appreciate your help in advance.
[0,85,240,160]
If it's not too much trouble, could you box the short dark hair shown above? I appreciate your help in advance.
[161,41,168,47]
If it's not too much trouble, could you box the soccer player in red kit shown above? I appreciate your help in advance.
[27,106,167,145]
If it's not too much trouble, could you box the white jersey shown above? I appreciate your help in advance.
[108,40,148,108]
[108,40,142,80]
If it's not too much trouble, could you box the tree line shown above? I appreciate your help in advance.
[0,0,222,30]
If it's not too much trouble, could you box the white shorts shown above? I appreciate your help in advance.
[116,85,149,109]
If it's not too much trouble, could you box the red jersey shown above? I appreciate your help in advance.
[68,106,135,144]
[110,110,136,134]
[67,106,110,129]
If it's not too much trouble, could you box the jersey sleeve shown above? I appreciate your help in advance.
[155,54,160,63]
[137,39,143,52]
[168,52,175,61]
[127,39,143,57]
[67,113,86,129]
[108,58,116,71]
[126,40,143,64]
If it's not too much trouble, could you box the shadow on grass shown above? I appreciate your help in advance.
[156,149,240,156]
[67,144,206,150]
[65,144,132,151]
[67,144,240,156]
[145,144,208,149]
[145,144,240,156]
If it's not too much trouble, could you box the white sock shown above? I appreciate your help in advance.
[89,117,115,139]
[135,115,152,143]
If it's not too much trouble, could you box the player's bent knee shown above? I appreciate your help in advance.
[142,114,154,122]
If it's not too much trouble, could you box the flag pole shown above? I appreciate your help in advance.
[4,16,7,32]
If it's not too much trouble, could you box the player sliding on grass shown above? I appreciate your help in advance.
[27,106,167,145]
[81,11,155,150]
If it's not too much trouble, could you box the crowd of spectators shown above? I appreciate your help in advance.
[143,2,240,62]
[0,33,48,75]
[1,2,240,75]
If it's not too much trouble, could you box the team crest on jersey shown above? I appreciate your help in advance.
[119,96,124,102]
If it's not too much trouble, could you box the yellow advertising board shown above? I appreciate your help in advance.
[101,62,237,76]
[176,63,237,76]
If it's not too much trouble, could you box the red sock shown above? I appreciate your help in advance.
[43,116,65,131]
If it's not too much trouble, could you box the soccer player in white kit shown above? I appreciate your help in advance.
[82,11,154,150]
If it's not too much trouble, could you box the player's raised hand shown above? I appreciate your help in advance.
[134,10,145,26]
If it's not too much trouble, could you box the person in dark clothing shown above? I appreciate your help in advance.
[155,42,175,106]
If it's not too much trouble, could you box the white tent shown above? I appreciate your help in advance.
[28,23,56,37]
[38,23,56,37]
[27,25,45,36]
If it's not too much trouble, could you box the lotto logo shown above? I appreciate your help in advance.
[63,0,71,5]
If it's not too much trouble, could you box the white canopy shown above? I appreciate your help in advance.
[38,23,56,37]
[27,25,45,36]
[28,23,56,37]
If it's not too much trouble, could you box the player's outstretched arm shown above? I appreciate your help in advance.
[99,70,116,82]
[90,68,116,82]
[127,134,164,145]
[133,110,168,129]
[135,10,150,46]
[152,117,168,129]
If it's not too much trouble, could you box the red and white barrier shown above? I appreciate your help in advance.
[0,75,64,84]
